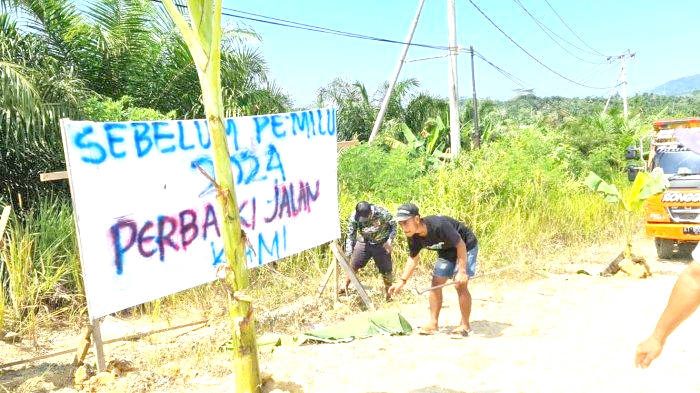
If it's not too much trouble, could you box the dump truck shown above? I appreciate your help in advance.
[632,118,700,258]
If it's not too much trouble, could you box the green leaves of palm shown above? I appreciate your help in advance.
[317,78,376,140]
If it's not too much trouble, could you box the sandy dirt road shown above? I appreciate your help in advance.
[260,240,700,393]
[3,237,700,393]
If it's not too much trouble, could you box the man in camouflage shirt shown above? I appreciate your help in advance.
[343,201,397,299]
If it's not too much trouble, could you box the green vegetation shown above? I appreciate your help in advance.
[3,0,700,338]
[0,197,82,336]
[585,171,668,258]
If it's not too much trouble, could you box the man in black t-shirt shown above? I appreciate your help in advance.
[388,203,478,337]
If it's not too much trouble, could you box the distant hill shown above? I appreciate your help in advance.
[650,74,700,96]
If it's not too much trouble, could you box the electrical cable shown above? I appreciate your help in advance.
[548,61,617,95]
[512,0,607,62]
[220,4,452,51]
[543,0,606,57]
[471,50,543,94]
[154,0,621,97]
[149,0,451,50]
[466,0,615,90]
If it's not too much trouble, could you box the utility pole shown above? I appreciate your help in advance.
[620,51,633,118]
[447,0,460,156]
[602,67,623,114]
[368,0,426,142]
[469,46,480,149]
[605,50,635,118]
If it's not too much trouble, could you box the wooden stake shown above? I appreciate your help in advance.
[0,206,11,249]
[334,255,339,303]
[329,240,375,311]
[316,259,336,299]
[91,318,106,372]
[39,171,68,182]
[73,325,93,366]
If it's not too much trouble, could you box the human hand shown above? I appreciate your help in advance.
[454,271,469,287]
[635,336,664,369]
[388,281,404,297]
[383,241,392,254]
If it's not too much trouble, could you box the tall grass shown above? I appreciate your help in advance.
[0,197,83,335]
[334,123,634,277]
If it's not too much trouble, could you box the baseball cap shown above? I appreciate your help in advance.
[395,203,419,222]
[355,201,371,222]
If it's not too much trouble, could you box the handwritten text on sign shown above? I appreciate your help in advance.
[62,109,339,318]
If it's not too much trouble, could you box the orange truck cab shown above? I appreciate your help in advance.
[635,118,700,258]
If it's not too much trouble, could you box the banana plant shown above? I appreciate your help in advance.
[161,1,260,391]
[584,171,668,259]
[382,116,448,168]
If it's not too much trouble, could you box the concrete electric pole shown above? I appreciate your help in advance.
[447,0,460,155]
[368,0,426,142]
[469,46,480,148]
[603,50,635,118]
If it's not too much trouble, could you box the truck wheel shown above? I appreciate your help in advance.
[678,242,698,257]
[655,238,674,259]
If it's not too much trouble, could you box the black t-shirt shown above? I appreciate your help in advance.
[408,216,478,261]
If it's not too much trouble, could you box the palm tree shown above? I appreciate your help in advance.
[316,77,419,141]
[316,78,375,140]
[404,93,448,137]
[4,0,289,118]
[0,3,92,209]
[374,77,419,123]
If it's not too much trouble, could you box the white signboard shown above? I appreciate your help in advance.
[61,109,339,318]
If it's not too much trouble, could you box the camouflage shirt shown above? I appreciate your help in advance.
[345,204,397,255]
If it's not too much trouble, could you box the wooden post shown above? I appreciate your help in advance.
[334,254,339,303]
[329,240,375,311]
[39,171,68,182]
[0,206,11,249]
[73,325,93,366]
[316,259,337,299]
[91,318,106,372]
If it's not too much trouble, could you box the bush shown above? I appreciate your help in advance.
[338,144,423,201]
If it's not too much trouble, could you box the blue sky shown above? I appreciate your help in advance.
[219,0,700,108]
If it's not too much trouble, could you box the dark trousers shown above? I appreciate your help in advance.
[350,241,392,281]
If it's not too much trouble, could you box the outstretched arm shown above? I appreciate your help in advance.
[388,254,420,297]
[635,261,700,368]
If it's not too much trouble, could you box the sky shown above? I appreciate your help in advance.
[217,0,700,108]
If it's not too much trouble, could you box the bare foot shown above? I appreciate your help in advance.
[419,323,439,334]
[450,325,474,338]
[451,324,471,334]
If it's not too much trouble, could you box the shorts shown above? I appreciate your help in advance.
[349,241,392,275]
[433,245,478,278]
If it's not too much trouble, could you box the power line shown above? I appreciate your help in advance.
[512,0,606,62]
[548,61,617,96]
[220,5,452,51]
[466,0,615,90]
[471,50,543,94]
[149,0,450,50]
[543,0,606,57]
[153,0,619,97]
[405,54,450,63]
